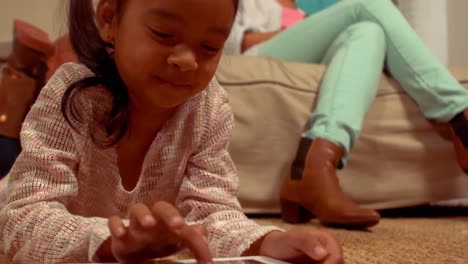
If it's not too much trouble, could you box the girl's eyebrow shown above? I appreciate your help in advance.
[147,8,182,21]
[208,27,231,37]
[147,8,231,37]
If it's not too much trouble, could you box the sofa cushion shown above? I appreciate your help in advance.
[216,55,468,214]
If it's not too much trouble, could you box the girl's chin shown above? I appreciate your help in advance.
[136,89,198,110]
[150,96,190,109]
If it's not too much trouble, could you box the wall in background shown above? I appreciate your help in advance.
[448,0,468,67]
[397,0,449,65]
[0,0,467,66]
[0,0,65,43]
[396,0,467,67]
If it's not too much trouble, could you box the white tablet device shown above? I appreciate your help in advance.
[156,256,290,264]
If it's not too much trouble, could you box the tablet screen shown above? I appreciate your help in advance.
[153,256,289,264]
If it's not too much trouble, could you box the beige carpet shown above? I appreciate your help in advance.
[254,217,468,264]
[0,217,466,263]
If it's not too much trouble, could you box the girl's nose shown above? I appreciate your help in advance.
[167,46,198,72]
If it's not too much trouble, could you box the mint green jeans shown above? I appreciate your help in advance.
[257,0,468,164]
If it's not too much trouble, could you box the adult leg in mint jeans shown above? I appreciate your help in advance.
[261,0,468,121]
[268,21,385,228]
[259,0,468,157]
[258,0,468,227]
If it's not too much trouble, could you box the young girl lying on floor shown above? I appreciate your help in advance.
[0,0,343,263]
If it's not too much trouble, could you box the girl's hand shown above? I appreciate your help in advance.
[259,228,344,264]
[108,202,212,264]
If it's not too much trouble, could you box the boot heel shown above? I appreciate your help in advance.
[280,199,314,224]
[450,111,468,148]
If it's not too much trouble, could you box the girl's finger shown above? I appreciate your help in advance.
[192,224,208,238]
[297,231,344,264]
[128,203,158,244]
[298,236,329,261]
[151,201,185,229]
[151,202,211,263]
[176,224,212,264]
[108,216,127,239]
[318,233,344,264]
[129,203,157,231]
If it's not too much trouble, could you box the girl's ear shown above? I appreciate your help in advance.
[96,0,118,44]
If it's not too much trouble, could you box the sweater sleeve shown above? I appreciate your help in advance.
[0,64,111,263]
[176,81,281,257]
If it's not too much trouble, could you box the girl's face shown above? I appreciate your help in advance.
[97,0,236,111]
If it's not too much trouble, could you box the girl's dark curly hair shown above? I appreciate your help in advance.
[62,0,238,148]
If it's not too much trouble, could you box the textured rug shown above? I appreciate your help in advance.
[254,215,468,264]
[0,215,466,263]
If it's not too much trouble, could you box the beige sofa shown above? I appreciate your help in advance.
[1,49,467,214]
[216,55,468,214]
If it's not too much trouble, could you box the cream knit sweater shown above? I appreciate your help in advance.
[0,63,278,263]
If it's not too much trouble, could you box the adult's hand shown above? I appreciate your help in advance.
[277,0,298,9]
[241,31,281,52]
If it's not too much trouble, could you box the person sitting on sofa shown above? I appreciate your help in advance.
[223,0,468,229]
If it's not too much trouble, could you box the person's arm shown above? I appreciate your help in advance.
[0,63,111,263]
[276,0,297,9]
[241,31,280,53]
[176,79,344,263]
[224,0,282,55]
[176,79,282,258]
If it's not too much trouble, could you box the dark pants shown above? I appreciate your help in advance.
[0,135,21,178]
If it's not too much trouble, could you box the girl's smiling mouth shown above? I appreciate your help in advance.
[154,75,193,88]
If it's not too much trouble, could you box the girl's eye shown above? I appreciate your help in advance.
[150,29,174,39]
[202,45,221,53]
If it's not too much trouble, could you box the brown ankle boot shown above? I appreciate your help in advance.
[280,138,380,228]
[0,20,53,139]
[449,109,468,174]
